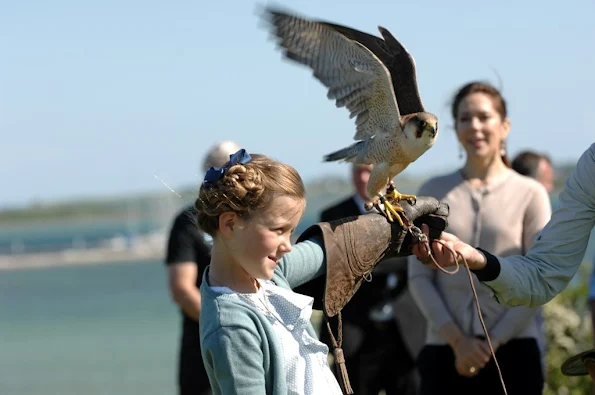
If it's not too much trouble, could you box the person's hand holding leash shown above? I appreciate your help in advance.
[412,225,487,271]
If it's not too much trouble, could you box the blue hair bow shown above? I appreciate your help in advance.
[203,148,252,184]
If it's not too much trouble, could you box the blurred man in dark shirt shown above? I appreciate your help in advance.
[165,141,240,395]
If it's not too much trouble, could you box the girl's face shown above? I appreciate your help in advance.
[226,195,305,281]
[455,92,510,161]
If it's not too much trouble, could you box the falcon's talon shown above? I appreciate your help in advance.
[367,198,389,220]
[367,195,403,224]
[382,199,405,227]
[387,187,417,205]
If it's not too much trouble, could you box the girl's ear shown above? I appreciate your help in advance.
[218,212,238,238]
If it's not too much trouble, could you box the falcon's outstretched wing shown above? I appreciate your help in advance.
[319,22,425,115]
[265,8,401,141]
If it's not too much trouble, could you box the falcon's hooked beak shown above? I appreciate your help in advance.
[421,121,437,139]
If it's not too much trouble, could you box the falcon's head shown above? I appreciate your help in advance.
[402,112,438,143]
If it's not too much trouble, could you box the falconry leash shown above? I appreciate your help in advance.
[405,217,509,395]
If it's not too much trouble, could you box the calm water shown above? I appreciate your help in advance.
[0,218,163,255]
[0,260,181,395]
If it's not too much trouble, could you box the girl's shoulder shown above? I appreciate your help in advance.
[200,292,265,343]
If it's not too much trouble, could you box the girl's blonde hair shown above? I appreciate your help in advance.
[195,153,306,236]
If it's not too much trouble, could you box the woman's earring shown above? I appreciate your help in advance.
[500,140,507,157]
[459,145,464,160]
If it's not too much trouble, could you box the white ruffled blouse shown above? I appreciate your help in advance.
[211,279,344,395]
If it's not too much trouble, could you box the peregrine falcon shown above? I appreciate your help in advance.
[263,7,438,225]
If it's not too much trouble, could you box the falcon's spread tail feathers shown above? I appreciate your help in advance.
[323,140,366,163]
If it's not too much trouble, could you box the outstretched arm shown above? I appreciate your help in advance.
[414,143,595,307]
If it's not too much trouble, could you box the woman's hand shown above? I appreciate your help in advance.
[453,337,491,377]
[412,224,488,271]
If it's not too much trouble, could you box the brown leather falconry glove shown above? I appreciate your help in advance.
[296,196,448,317]
[294,196,448,394]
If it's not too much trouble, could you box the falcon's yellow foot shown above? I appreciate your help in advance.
[364,195,405,226]
[386,182,417,205]
[377,195,405,226]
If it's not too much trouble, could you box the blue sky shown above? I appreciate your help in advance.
[1,0,594,208]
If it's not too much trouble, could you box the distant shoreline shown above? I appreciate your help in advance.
[0,237,166,271]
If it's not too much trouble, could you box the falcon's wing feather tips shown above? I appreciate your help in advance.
[263,7,402,141]
[317,21,426,115]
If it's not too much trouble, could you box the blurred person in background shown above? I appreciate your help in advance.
[407,81,551,394]
[301,163,418,395]
[512,150,555,193]
[165,140,241,395]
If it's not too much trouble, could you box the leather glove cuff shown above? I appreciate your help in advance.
[297,213,406,318]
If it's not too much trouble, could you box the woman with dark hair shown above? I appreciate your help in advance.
[407,81,551,394]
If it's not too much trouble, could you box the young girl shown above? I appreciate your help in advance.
[195,149,448,395]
